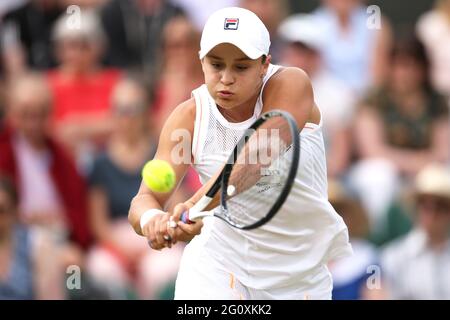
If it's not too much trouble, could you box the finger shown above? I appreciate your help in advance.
[145,217,157,244]
[165,218,177,245]
[172,203,190,222]
[168,216,178,228]
[147,239,162,251]
[167,219,178,245]
[154,216,167,247]
[177,219,203,235]
[159,214,169,238]
[160,215,173,248]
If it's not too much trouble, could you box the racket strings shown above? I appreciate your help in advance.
[218,117,296,228]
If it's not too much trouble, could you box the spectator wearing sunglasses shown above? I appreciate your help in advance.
[380,163,450,299]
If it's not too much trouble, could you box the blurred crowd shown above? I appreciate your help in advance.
[0,0,449,300]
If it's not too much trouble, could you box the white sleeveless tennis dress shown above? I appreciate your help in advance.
[174,64,353,300]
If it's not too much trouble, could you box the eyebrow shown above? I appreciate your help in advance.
[206,54,252,62]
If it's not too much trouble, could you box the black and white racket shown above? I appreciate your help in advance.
[180,110,300,230]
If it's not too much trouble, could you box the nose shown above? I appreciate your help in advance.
[220,69,235,86]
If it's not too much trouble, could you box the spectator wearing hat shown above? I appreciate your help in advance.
[380,164,450,299]
[279,14,356,178]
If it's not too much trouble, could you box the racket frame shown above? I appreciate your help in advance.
[182,110,300,229]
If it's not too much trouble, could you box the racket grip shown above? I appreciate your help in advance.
[181,211,194,224]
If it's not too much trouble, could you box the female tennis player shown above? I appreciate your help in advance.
[128,7,352,299]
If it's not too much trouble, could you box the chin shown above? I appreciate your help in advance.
[215,99,238,110]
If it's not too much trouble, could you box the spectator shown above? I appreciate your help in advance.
[152,15,203,133]
[313,0,393,96]
[0,0,25,17]
[0,176,65,299]
[85,78,184,299]
[1,0,64,76]
[151,15,204,192]
[239,0,290,63]
[0,72,91,251]
[279,14,356,178]
[170,0,238,31]
[47,9,121,169]
[417,0,450,96]
[0,79,5,121]
[381,163,450,299]
[327,179,381,300]
[60,0,107,9]
[350,35,449,234]
[99,0,184,81]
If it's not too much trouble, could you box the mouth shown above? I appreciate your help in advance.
[217,90,234,98]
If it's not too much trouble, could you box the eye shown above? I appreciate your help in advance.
[211,62,222,69]
[236,65,248,71]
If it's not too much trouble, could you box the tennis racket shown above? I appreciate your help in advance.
[180,109,300,230]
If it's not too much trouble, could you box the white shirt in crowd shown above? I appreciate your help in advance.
[381,228,450,300]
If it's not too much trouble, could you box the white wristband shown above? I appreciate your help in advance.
[140,208,165,231]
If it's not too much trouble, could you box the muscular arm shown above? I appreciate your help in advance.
[128,98,195,236]
[262,67,318,131]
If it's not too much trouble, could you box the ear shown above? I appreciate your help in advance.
[262,54,271,76]
[200,58,207,73]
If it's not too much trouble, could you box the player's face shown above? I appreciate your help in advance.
[202,43,270,112]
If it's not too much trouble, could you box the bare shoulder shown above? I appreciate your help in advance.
[263,67,312,102]
[161,97,196,134]
[264,66,313,97]
[262,67,315,125]
[156,97,196,157]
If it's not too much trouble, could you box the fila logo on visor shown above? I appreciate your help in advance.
[224,18,239,30]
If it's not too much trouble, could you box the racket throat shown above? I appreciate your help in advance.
[184,196,214,222]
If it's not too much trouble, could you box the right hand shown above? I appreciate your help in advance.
[167,202,203,243]
[141,211,173,251]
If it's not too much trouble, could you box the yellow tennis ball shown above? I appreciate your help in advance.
[142,159,176,193]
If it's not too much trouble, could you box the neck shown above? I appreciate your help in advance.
[337,12,351,31]
[61,64,98,77]
[20,132,47,151]
[427,232,449,250]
